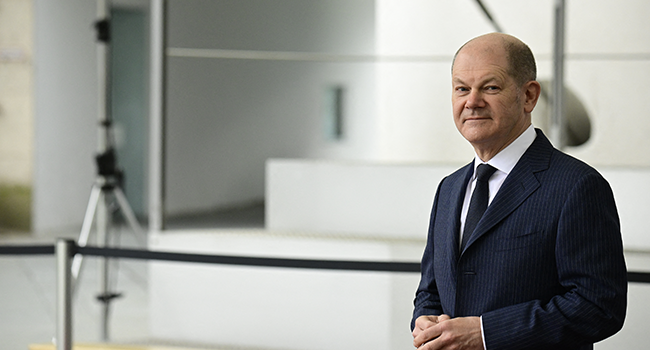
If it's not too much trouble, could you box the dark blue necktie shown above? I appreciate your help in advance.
[461,163,497,251]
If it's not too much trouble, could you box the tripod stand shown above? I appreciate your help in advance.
[70,0,147,341]
[71,148,146,340]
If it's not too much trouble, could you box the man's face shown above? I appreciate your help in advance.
[451,43,529,157]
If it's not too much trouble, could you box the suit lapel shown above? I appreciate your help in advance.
[461,129,553,254]
[446,163,474,263]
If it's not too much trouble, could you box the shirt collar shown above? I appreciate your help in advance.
[472,124,536,177]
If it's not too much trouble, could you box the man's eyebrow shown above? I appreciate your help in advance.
[452,76,500,85]
[452,77,467,85]
[481,76,500,84]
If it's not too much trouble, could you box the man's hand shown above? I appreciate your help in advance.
[412,315,483,350]
[412,314,451,340]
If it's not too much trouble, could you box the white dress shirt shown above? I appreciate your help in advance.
[459,124,537,243]
[458,124,537,350]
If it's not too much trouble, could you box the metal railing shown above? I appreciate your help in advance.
[1,240,647,350]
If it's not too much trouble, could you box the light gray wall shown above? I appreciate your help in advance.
[32,0,650,232]
[32,0,377,230]
[33,0,98,233]
[164,0,377,215]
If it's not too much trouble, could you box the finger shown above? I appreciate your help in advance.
[413,314,447,341]
[416,315,441,329]
[417,339,435,350]
[412,327,421,338]
[415,337,436,350]
[413,323,442,348]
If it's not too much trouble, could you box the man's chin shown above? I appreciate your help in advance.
[460,125,493,143]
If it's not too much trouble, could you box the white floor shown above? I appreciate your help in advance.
[0,229,150,350]
[0,203,275,350]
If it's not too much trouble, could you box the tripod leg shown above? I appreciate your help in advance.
[113,187,147,246]
[72,184,103,282]
[97,193,110,342]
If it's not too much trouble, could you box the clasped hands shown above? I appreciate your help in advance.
[412,314,484,350]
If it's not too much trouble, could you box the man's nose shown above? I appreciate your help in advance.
[466,90,485,109]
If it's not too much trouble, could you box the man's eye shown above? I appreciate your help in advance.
[485,86,500,92]
[456,87,469,92]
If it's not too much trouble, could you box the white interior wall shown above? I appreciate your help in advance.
[31,0,378,229]
[149,230,422,350]
[165,59,377,213]
[32,0,650,236]
[32,0,98,233]
[164,0,377,215]
[266,159,456,238]
[267,160,650,250]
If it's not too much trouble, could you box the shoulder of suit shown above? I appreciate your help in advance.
[544,148,607,186]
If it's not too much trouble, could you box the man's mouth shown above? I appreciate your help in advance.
[464,116,490,122]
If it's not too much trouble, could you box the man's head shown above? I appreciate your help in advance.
[451,33,541,161]
[452,33,537,87]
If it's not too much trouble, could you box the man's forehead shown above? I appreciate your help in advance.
[452,63,509,82]
[453,47,509,76]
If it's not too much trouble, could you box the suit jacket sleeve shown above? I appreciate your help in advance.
[481,171,627,350]
[411,178,446,330]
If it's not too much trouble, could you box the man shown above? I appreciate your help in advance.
[411,33,627,350]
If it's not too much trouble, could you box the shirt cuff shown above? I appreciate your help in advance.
[480,315,487,350]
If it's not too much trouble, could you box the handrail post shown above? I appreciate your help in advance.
[551,0,566,149]
[56,239,74,350]
[148,0,167,232]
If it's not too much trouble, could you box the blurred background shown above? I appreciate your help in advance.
[1,0,649,349]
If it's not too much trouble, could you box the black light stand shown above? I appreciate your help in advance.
[70,0,147,341]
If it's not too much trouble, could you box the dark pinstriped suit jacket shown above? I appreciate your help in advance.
[412,129,627,350]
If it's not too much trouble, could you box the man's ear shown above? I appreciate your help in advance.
[523,80,542,113]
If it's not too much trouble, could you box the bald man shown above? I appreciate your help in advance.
[411,33,626,350]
